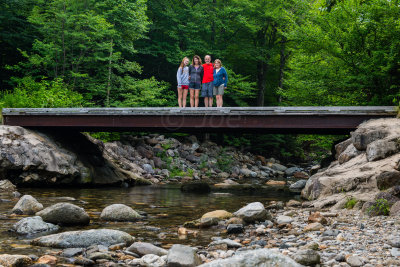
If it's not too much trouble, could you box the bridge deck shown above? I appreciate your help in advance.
[2,106,397,134]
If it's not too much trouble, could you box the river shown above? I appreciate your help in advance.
[0,185,296,255]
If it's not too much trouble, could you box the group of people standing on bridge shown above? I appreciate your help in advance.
[176,55,228,108]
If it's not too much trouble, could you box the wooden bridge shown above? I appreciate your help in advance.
[1,106,397,134]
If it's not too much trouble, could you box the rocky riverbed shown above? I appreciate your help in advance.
[1,118,400,266]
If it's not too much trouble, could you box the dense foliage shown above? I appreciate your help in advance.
[0,0,398,160]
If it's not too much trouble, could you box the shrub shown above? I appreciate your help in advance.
[344,197,357,209]
[0,77,84,108]
[367,198,390,216]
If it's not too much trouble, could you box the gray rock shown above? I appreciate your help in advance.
[209,239,242,248]
[292,249,320,266]
[335,138,352,159]
[198,248,302,267]
[100,204,141,221]
[0,179,17,193]
[276,215,294,225]
[13,216,59,235]
[270,163,287,172]
[226,224,244,234]
[390,201,400,216]
[186,154,200,163]
[0,254,33,267]
[323,229,340,237]
[338,144,362,164]
[366,139,399,161]
[36,202,90,225]
[32,229,133,248]
[127,242,168,256]
[167,244,201,267]
[391,247,400,257]
[12,195,43,215]
[240,168,257,178]
[335,253,346,262]
[62,248,84,257]
[376,171,400,190]
[285,167,302,176]
[133,254,166,267]
[388,237,400,248]
[346,255,363,266]
[200,217,219,228]
[143,164,155,174]
[234,202,270,223]
[351,129,388,150]
[289,180,307,191]
[153,157,166,169]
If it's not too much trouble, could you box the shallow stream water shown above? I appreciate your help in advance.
[0,185,296,255]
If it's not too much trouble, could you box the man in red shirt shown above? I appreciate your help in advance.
[202,55,214,107]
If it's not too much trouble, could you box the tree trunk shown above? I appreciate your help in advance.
[257,61,267,106]
[106,39,113,107]
[61,1,66,77]
[278,39,290,102]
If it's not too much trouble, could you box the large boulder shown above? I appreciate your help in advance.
[166,244,202,267]
[13,216,59,235]
[12,195,43,215]
[366,139,399,162]
[36,202,90,225]
[233,202,270,223]
[0,126,144,185]
[0,254,32,267]
[32,229,133,248]
[127,242,168,256]
[100,204,141,221]
[338,144,362,164]
[0,179,16,193]
[302,119,400,203]
[198,249,302,267]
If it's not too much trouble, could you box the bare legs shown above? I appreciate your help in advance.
[204,97,213,107]
[216,95,223,107]
[190,89,200,107]
[177,87,182,107]
[178,87,188,107]
[182,89,188,108]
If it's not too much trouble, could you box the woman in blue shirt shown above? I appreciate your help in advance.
[213,59,228,107]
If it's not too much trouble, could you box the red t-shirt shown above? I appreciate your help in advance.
[202,63,214,83]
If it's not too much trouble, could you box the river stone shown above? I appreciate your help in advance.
[100,204,141,221]
[285,167,302,176]
[0,180,17,193]
[346,255,363,266]
[226,224,244,234]
[276,215,294,225]
[198,248,302,267]
[292,249,320,266]
[289,180,307,191]
[134,254,166,267]
[0,254,33,267]
[199,217,219,228]
[12,195,43,215]
[240,168,257,178]
[36,202,90,225]
[269,163,287,172]
[209,239,242,248]
[303,222,324,232]
[366,139,399,161]
[201,210,233,220]
[233,202,270,223]
[31,229,133,248]
[127,242,168,256]
[62,248,84,257]
[142,164,154,174]
[13,216,59,235]
[166,244,201,267]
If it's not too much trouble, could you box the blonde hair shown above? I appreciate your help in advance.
[214,59,222,67]
[179,57,189,74]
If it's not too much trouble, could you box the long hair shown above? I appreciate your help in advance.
[214,59,222,67]
[192,55,202,66]
[179,57,189,74]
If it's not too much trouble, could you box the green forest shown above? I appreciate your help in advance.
[0,0,399,160]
